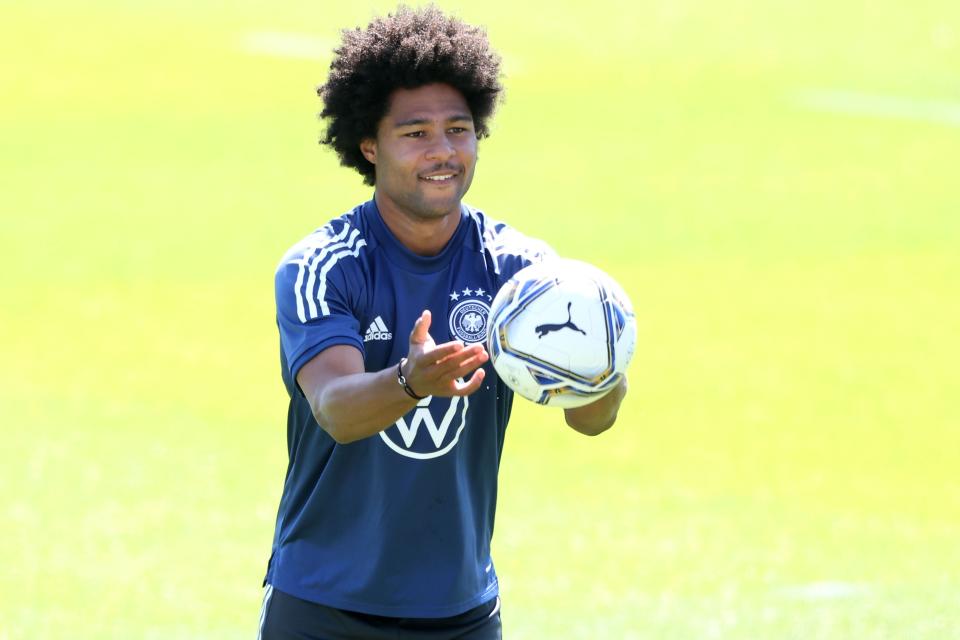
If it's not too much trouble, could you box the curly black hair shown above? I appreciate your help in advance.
[318,5,503,185]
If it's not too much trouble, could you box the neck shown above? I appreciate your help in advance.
[374,192,461,256]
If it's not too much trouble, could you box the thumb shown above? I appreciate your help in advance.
[409,309,432,345]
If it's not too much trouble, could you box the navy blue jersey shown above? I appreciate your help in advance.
[265,199,553,618]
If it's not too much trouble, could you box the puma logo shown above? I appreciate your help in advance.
[535,302,587,339]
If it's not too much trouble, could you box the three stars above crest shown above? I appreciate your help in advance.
[449,286,491,302]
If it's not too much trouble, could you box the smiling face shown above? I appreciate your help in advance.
[360,83,478,222]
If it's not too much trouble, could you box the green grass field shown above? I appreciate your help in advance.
[2,1,959,638]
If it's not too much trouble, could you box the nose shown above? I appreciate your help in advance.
[425,133,456,162]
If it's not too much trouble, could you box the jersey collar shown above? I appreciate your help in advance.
[362,198,475,274]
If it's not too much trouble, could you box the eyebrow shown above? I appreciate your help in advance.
[393,114,474,128]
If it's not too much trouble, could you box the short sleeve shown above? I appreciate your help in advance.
[274,245,365,383]
[483,220,558,285]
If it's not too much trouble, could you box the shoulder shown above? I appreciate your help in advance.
[275,205,373,321]
[463,205,556,276]
[276,206,372,275]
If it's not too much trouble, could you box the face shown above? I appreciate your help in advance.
[361,83,478,221]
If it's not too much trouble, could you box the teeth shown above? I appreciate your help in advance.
[424,174,454,181]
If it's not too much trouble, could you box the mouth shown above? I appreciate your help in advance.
[418,171,460,185]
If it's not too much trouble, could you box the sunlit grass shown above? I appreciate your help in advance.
[2,1,958,637]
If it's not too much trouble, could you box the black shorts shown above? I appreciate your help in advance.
[257,585,503,640]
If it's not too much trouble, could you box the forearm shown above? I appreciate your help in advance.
[297,311,488,444]
[308,365,418,444]
[564,376,627,436]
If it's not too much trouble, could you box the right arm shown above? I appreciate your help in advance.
[297,310,489,444]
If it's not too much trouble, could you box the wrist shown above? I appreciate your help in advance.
[397,358,426,400]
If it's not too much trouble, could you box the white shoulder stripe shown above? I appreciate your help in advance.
[315,240,367,316]
[482,221,555,273]
[303,227,363,319]
[289,223,368,323]
[292,225,352,323]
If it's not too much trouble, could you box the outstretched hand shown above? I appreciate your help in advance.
[402,310,488,398]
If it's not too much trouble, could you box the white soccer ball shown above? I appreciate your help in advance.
[487,259,636,408]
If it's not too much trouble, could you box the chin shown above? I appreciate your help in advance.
[419,207,458,220]
[413,194,463,219]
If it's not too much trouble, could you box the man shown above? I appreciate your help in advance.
[259,6,627,639]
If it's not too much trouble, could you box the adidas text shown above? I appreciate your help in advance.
[364,316,392,342]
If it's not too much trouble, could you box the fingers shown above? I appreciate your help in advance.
[435,345,488,380]
[424,340,467,363]
[402,340,489,398]
[409,338,480,369]
[409,310,432,345]
[451,367,486,396]
[424,342,487,378]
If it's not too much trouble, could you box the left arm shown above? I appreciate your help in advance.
[563,376,628,436]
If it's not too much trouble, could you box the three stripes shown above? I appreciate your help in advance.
[292,222,367,323]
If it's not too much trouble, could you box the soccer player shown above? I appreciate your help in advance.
[259,6,628,639]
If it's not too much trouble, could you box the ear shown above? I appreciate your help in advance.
[360,138,377,165]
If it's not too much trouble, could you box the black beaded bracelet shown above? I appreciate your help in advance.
[397,358,426,400]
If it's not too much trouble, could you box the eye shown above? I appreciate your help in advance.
[448,127,468,134]
[404,131,425,138]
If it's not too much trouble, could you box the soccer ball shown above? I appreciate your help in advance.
[487,259,636,408]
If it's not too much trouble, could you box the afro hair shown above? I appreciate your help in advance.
[318,5,503,185]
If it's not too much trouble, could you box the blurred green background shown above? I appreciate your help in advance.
[2,1,959,638]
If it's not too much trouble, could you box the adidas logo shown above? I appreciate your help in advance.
[364,316,393,342]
